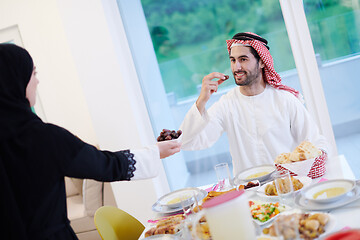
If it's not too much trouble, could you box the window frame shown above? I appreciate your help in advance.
[279,0,337,156]
[107,0,338,194]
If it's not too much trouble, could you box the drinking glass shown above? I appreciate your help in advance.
[214,162,232,191]
[189,211,209,240]
[179,193,194,217]
[272,213,300,240]
[273,170,296,207]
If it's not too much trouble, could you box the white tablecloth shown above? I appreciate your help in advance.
[139,155,360,239]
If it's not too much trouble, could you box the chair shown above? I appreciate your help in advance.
[94,206,145,240]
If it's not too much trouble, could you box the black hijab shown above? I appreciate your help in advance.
[0,43,36,239]
[0,43,40,141]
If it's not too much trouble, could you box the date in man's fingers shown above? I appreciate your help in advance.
[217,75,229,85]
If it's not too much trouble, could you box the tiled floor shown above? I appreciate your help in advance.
[185,133,360,188]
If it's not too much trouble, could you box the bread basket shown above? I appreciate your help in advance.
[275,150,327,179]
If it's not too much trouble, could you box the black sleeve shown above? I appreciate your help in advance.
[64,144,136,182]
[40,123,136,182]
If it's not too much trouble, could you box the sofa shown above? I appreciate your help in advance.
[65,177,116,240]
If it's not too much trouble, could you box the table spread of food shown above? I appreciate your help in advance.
[141,135,360,239]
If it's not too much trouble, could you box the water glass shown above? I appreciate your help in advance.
[273,170,295,207]
[214,162,232,191]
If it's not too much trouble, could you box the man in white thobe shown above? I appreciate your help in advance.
[180,32,328,176]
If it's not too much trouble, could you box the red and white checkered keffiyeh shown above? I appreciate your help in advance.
[226,32,301,99]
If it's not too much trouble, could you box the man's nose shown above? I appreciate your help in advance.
[235,60,242,70]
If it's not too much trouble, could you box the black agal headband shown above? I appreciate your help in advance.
[232,32,270,50]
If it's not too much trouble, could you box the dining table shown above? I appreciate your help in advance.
[139,154,360,239]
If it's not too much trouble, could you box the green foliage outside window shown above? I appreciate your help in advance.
[141,0,360,100]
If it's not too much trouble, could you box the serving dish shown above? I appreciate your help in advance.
[302,179,356,203]
[260,211,336,240]
[234,165,276,184]
[249,200,288,226]
[256,176,312,199]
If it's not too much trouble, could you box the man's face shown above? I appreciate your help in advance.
[229,45,264,86]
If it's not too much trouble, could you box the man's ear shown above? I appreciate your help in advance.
[259,58,265,69]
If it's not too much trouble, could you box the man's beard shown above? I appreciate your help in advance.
[233,64,261,86]
[233,70,261,86]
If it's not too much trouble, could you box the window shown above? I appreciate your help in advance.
[116,0,309,190]
[302,0,360,178]
[115,0,359,191]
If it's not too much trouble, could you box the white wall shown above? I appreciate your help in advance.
[1,0,164,224]
[55,0,165,224]
[0,0,97,145]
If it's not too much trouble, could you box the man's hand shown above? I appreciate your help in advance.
[196,72,228,114]
[157,140,182,159]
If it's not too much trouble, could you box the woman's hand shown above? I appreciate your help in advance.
[157,140,182,159]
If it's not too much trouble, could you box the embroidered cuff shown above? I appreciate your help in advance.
[122,150,136,180]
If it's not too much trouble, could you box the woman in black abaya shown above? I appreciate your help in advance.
[0,43,181,240]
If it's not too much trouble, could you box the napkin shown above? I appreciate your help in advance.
[318,178,328,183]
[278,157,316,176]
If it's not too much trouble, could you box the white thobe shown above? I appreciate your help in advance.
[130,145,161,180]
[180,85,329,175]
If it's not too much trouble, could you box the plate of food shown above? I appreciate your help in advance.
[302,179,356,203]
[234,165,276,184]
[152,187,207,213]
[249,200,288,225]
[261,211,336,240]
[144,214,184,239]
[237,180,261,190]
[157,129,182,142]
[257,176,312,198]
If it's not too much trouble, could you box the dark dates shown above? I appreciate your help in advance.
[244,181,260,189]
[157,129,182,142]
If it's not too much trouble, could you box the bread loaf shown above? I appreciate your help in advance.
[275,141,321,164]
[289,141,321,162]
[274,153,291,164]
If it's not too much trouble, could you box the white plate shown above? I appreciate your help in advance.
[257,176,312,199]
[302,179,356,203]
[295,183,360,211]
[152,188,207,213]
[234,165,276,184]
[157,188,199,208]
